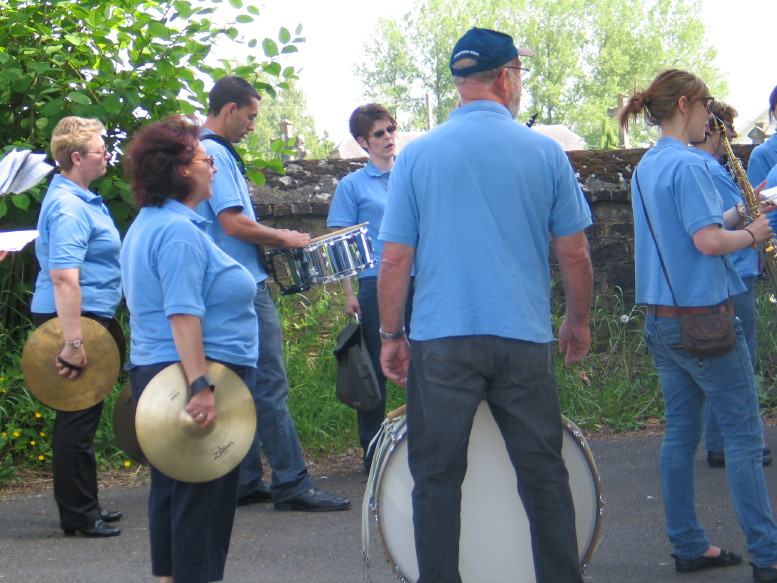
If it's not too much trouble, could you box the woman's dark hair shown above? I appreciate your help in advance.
[349,103,397,142]
[619,69,708,130]
[124,115,201,207]
[769,84,777,121]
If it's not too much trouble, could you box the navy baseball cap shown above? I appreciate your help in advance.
[449,27,534,77]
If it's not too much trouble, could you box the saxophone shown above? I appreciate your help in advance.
[710,114,777,303]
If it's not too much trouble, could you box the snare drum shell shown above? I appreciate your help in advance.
[370,401,602,583]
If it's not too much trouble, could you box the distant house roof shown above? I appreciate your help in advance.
[328,124,586,159]
[733,107,774,145]
[529,125,587,151]
[329,132,426,159]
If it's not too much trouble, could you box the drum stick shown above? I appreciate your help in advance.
[387,404,406,419]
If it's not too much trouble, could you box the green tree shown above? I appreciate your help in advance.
[355,0,725,148]
[243,79,333,162]
[0,0,302,230]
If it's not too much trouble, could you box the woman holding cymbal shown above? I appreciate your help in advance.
[121,115,258,583]
[30,116,122,538]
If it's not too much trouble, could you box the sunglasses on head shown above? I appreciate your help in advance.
[366,125,397,139]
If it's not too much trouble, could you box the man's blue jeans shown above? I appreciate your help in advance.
[238,283,313,502]
[406,336,582,583]
[644,314,777,566]
[705,278,758,451]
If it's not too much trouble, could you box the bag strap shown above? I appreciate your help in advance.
[200,133,246,176]
[633,169,680,307]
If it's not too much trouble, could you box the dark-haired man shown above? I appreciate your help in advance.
[196,75,350,512]
[378,28,592,581]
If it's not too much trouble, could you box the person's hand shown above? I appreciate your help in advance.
[745,214,775,247]
[344,295,361,319]
[380,338,411,387]
[558,318,591,366]
[55,344,87,379]
[756,180,777,215]
[0,251,8,262]
[185,388,216,429]
[279,230,310,248]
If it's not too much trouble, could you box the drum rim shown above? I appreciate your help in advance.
[368,412,603,581]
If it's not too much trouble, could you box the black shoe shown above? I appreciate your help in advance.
[99,509,122,523]
[63,520,121,537]
[707,450,772,468]
[237,483,272,506]
[672,549,742,573]
[707,450,726,468]
[752,562,777,582]
[273,488,351,512]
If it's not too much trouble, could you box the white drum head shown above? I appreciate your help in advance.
[371,401,602,583]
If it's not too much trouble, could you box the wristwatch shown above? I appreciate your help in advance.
[65,339,83,348]
[189,374,215,396]
[379,327,406,340]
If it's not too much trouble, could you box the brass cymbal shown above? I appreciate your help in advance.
[135,362,256,483]
[107,317,127,369]
[21,317,120,411]
[112,383,148,466]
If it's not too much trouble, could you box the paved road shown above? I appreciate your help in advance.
[2,427,777,583]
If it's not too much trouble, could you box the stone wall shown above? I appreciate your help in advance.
[251,145,756,301]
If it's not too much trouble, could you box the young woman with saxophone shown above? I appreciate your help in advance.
[621,69,777,582]
[690,101,772,469]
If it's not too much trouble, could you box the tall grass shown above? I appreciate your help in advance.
[4,277,777,486]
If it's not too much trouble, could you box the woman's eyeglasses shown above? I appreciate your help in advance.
[367,126,397,139]
[192,156,216,168]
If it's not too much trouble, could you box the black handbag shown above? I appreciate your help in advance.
[333,318,381,412]
[633,170,735,358]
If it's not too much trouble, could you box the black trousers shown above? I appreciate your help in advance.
[32,312,111,530]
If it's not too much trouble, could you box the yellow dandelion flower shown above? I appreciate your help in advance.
[34,412,42,418]
[124,460,131,467]
[1,432,6,437]
[30,440,36,446]
[12,431,19,437]
[38,455,45,461]
[40,432,46,437]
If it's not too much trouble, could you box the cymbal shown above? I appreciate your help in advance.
[112,383,148,466]
[107,317,127,369]
[135,362,256,483]
[21,317,120,411]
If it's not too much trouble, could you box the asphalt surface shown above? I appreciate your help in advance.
[3,426,777,583]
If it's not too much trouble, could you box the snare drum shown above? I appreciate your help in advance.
[365,401,603,582]
[266,223,376,295]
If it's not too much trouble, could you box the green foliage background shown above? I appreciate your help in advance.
[355,0,726,149]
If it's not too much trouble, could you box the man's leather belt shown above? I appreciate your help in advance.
[647,303,733,318]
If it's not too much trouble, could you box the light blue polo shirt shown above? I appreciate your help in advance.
[32,174,122,318]
[195,129,267,284]
[379,100,592,343]
[747,134,777,187]
[327,160,389,278]
[121,199,258,367]
[690,148,759,279]
[633,138,744,306]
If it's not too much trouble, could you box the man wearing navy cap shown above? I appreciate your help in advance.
[378,27,592,582]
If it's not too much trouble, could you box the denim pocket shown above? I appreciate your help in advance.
[417,337,472,386]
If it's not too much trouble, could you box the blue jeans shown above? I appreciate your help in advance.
[406,336,582,583]
[705,279,758,451]
[644,314,777,566]
[356,277,413,469]
[238,284,313,502]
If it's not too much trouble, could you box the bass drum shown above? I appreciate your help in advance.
[366,401,603,582]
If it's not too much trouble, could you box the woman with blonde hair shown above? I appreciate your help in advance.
[31,116,122,537]
[621,69,777,581]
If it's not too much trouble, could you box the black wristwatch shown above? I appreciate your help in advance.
[189,374,215,396]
